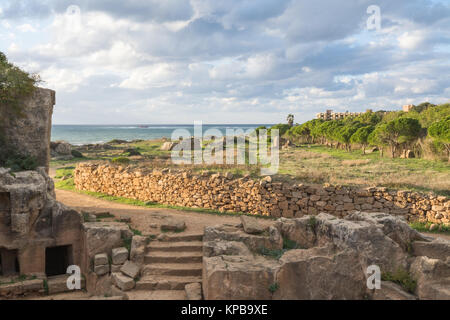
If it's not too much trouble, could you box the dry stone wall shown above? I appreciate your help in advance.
[74,163,449,225]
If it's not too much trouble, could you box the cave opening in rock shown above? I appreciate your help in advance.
[0,248,20,276]
[45,245,73,276]
[0,192,11,229]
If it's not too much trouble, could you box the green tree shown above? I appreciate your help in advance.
[350,125,375,154]
[428,117,450,162]
[373,118,422,157]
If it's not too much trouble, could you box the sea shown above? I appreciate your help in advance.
[51,124,272,145]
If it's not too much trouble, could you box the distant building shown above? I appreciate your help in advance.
[402,104,414,112]
[316,109,368,120]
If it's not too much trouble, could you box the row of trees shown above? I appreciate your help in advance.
[281,104,450,162]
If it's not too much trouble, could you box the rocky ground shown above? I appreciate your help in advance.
[203,213,450,300]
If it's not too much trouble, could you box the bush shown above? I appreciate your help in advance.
[0,149,38,171]
[111,157,130,165]
[71,150,84,158]
[122,148,141,156]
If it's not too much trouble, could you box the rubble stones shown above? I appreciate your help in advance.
[112,247,129,265]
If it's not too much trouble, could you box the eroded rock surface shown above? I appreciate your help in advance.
[203,212,450,300]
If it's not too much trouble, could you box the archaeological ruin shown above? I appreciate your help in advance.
[0,88,449,300]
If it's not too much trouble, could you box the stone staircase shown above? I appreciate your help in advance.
[130,233,203,300]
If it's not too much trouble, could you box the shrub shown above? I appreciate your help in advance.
[71,150,84,158]
[382,268,417,294]
[111,157,130,165]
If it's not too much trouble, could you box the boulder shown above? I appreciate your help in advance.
[204,224,282,253]
[274,246,366,300]
[94,253,109,266]
[185,283,202,300]
[112,247,129,265]
[94,264,110,276]
[82,222,133,258]
[120,261,140,279]
[203,240,252,257]
[160,142,177,151]
[409,256,450,300]
[112,273,135,291]
[240,215,265,234]
[412,240,450,261]
[346,212,427,251]
[203,255,279,300]
[161,219,186,232]
[53,141,72,155]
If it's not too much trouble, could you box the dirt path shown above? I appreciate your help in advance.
[55,189,274,235]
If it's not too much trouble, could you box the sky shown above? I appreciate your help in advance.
[0,0,449,124]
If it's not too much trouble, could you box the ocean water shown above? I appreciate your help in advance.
[51,124,271,145]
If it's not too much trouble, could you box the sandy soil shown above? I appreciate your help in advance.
[55,189,274,236]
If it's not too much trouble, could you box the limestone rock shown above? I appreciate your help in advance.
[240,215,265,234]
[203,255,279,300]
[204,224,282,253]
[372,281,417,300]
[120,260,140,279]
[112,273,135,291]
[130,235,147,266]
[409,256,450,300]
[112,247,129,265]
[346,211,427,251]
[94,253,109,266]
[203,240,252,257]
[412,240,450,261]
[94,264,110,276]
[161,219,186,232]
[83,222,133,258]
[274,246,366,300]
[160,142,176,151]
[185,283,202,300]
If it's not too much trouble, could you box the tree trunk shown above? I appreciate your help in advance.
[362,146,366,155]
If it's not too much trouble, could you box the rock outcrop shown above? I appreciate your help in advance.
[1,88,55,171]
[202,212,450,300]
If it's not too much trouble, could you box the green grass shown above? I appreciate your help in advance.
[409,221,450,235]
[259,237,302,260]
[382,268,417,294]
[54,167,75,179]
[279,144,450,196]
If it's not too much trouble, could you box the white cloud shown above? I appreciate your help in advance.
[17,23,37,32]
[398,30,427,50]
[1,0,448,124]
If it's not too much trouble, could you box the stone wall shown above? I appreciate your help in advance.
[1,87,55,171]
[74,163,449,225]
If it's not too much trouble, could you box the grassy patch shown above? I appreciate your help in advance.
[259,237,302,260]
[129,226,143,236]
[54,167,75,179]
[279,145,450,196]
[409,221,450,235]
[382,268,417,294]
